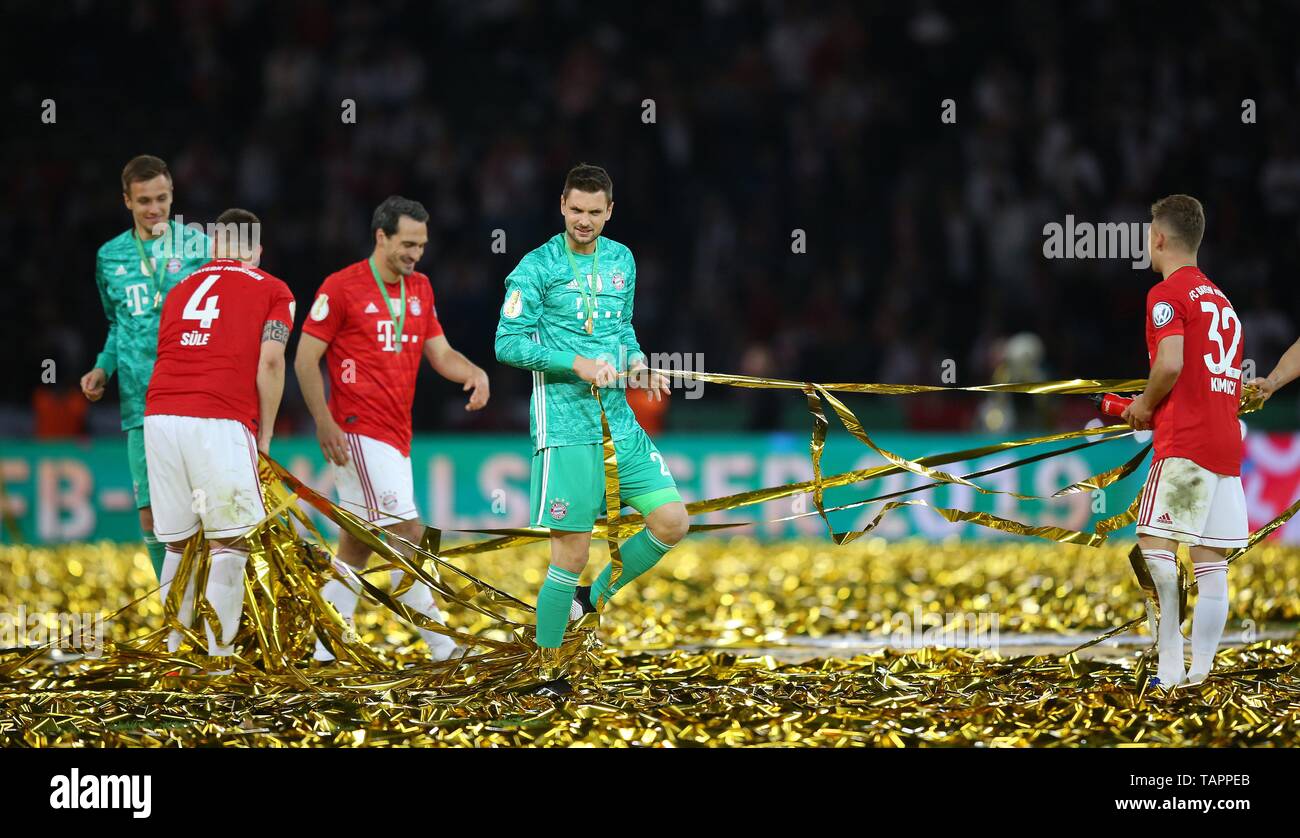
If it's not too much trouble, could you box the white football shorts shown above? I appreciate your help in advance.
[334,432,419,527]
[144,414,266,541]
[1136,456,1248,549]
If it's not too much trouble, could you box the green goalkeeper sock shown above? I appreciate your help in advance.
[143,533,166,579]
[590,528,673,606]
[535,565,580,649]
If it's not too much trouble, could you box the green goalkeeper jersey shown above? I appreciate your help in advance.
[93,221,211,430]
[495,233,646,451]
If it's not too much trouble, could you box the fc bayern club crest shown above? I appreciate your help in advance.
[549,498,569,521]
[408,296,422,317]
[166,258,182,274]
[612,271,625,290]
[380,490,399,512]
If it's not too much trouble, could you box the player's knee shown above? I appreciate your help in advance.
[393,518,425,543]
[649,502,689,546]
[550,530,592,572]
[1190,545,1231,563]
[334,529,370,568]
[1138,534,1176,553]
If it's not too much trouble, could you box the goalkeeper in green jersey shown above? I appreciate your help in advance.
[495,163,690,696]
[79,155,211,580]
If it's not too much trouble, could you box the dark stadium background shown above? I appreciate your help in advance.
[3,0,1299,439]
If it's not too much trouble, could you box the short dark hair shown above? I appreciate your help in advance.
[371,195,429,237]
[216,208,259,227]
[1150,194,1205,251]
[121,155,171,193]
[213,208,260,258]
[563,163,613,202]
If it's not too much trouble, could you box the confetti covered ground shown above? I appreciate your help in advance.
[2,538,1298,747]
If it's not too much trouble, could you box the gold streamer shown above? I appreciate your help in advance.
[5,537,1298,746]
[648,368,1149,396]
[594,386,623,611]
[0,366,1291,748]
[812,384,1150,503]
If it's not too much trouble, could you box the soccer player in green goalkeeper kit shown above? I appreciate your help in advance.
[494,164,690,697]
[80,155,210,583]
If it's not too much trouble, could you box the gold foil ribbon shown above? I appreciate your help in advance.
[593,386,622,611]
[0,367,1292,745]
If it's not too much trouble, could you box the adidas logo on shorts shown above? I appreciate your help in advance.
[1156,512,1173,525]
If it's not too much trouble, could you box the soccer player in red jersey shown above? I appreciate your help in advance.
[1121,195,1246,688]
[144,208,294,666]
[295,196,490,663]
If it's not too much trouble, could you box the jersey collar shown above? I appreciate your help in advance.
[1165,264,1201,283]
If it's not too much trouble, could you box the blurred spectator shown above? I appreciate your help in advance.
[3,0,1298,436]
[627,387,669,436]
[33,385,88,439]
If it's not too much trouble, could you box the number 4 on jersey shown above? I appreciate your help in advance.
[183,275,222,329]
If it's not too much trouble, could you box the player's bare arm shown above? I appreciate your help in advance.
[421,334,490,410]
[256,320,290,454]
[1124,335,1185,431]
[294,331,349,465]
[1248,336,1300,402]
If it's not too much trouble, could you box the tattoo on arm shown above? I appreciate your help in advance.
[262,320,290,344]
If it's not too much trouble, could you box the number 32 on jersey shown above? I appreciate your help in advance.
[1202,300,1241,393]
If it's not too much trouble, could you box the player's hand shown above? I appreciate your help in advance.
[574,356,618,388]
[1122,394,1154,431]
[627,365,671,400]
[317,418,350,466]
[1246,377,1277,403]
[463,368,490,411]
[257,433,272,456]
[80,368,107,402]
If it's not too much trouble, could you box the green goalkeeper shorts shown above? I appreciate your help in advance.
[529,427,681,532]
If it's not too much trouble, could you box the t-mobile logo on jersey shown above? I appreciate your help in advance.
[376,320,418,352]
[124,282,151,316]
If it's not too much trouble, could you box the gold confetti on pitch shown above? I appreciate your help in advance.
[2,539,1297,747]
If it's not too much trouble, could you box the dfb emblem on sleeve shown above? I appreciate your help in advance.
[1151,301,1174,328]
[504,288,523,319]
[310,294,330,321]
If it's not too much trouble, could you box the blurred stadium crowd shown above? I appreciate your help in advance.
[4,0,1299,437]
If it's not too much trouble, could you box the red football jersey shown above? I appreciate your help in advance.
[1144,265,1244,475]
[300,260,443,456]
[146,259,296,433]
